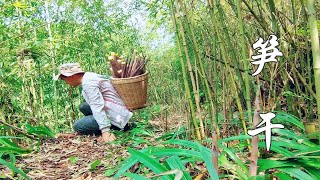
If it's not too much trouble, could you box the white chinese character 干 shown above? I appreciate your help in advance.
[248,112,284,151]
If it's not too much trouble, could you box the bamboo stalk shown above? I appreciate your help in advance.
[208,0,249,146]
[249,83,260,176]
[268,0,279,36]
[179,0,219,138]
[236,0,253,125]
[171,0,201,140]
[241,0,270,34]
[44,0,58,130]
[300,0,314,122]
[176,0,205,139]
[307,0,320,126]
[216,0,247,106]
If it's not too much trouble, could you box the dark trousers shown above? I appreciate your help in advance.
[73,102,128,135]
[73,102,101,135]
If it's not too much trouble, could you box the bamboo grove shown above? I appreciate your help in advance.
[169,0,319,136]
[1,0,320,178]
[169,0,320,175]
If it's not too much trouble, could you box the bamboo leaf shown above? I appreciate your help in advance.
[305,168,320,180]
[274,172,293,180]
[257,159,297,172]
[272,112,304,130]
[165,156,192,180]
[150,148,202,159]
[114,156,138,179]
[0,147,31,154]
[218,142,249,175]
[198,143,219,180]
[164,139,199,150]
[219,135,252,143]
[0,158,30,180]
[258,142,293,157]
[90,160,101,170]
[128,148,172,180]
[0,138,21,148]
[277,167,315,180]
[123,172,151,180]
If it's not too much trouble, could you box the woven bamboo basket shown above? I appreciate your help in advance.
[111,72,148,110]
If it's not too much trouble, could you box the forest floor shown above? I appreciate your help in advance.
[1,114,186,180]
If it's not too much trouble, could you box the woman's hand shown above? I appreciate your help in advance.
[100,132,116,143]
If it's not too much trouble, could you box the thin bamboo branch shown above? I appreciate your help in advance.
[0,120,37,140]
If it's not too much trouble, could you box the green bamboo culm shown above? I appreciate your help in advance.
[175,2,206,139]
[45,0,58,130]
[216,0,247,106]
[236,0,253,125]
[178,0,219,138]
[170,0,202,140]
[307,0,320,127]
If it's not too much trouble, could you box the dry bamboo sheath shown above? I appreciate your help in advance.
[107,53,147,78]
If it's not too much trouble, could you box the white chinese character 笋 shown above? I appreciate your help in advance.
[248,112,284,151]
[251,35,283,76]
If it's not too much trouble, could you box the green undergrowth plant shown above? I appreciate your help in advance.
[0,124,55,179]
[0,136,31,180]
[105,112,319,179]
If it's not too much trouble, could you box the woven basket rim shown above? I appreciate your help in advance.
[111,71,149,80]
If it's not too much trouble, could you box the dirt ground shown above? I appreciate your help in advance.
[1,115,186,180]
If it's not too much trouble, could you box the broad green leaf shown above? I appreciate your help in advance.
[305,168,320,180]
[198,143,219,180]
[292,146,320,157]
[258,142,293,157]
[0,147,31,154]
[156,132,175,141]
[218,142,248,175]
[274,172,293,180]
[277,167,315,180]
[128,148,172,180]
[272,111,304,130]
[165,156,192,180]
[104,169,115,177]
[273,129,315,147]
[164,139,199,150]
[218,155,247,180]
[0,136,25,139]
[150,148,202,159]
[9,153,16,165]
[123,172,151,180]
[0,158,30,180]
[68,156,78,165]
[90,160,101,170]
[248,175,268,180]
[219,135,252,143]
[0,138,20,148]
[25,124,55,138]
[114,156,139,179]
[257,159,297,172]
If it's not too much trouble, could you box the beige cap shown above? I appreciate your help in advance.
[53,63,85,81]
